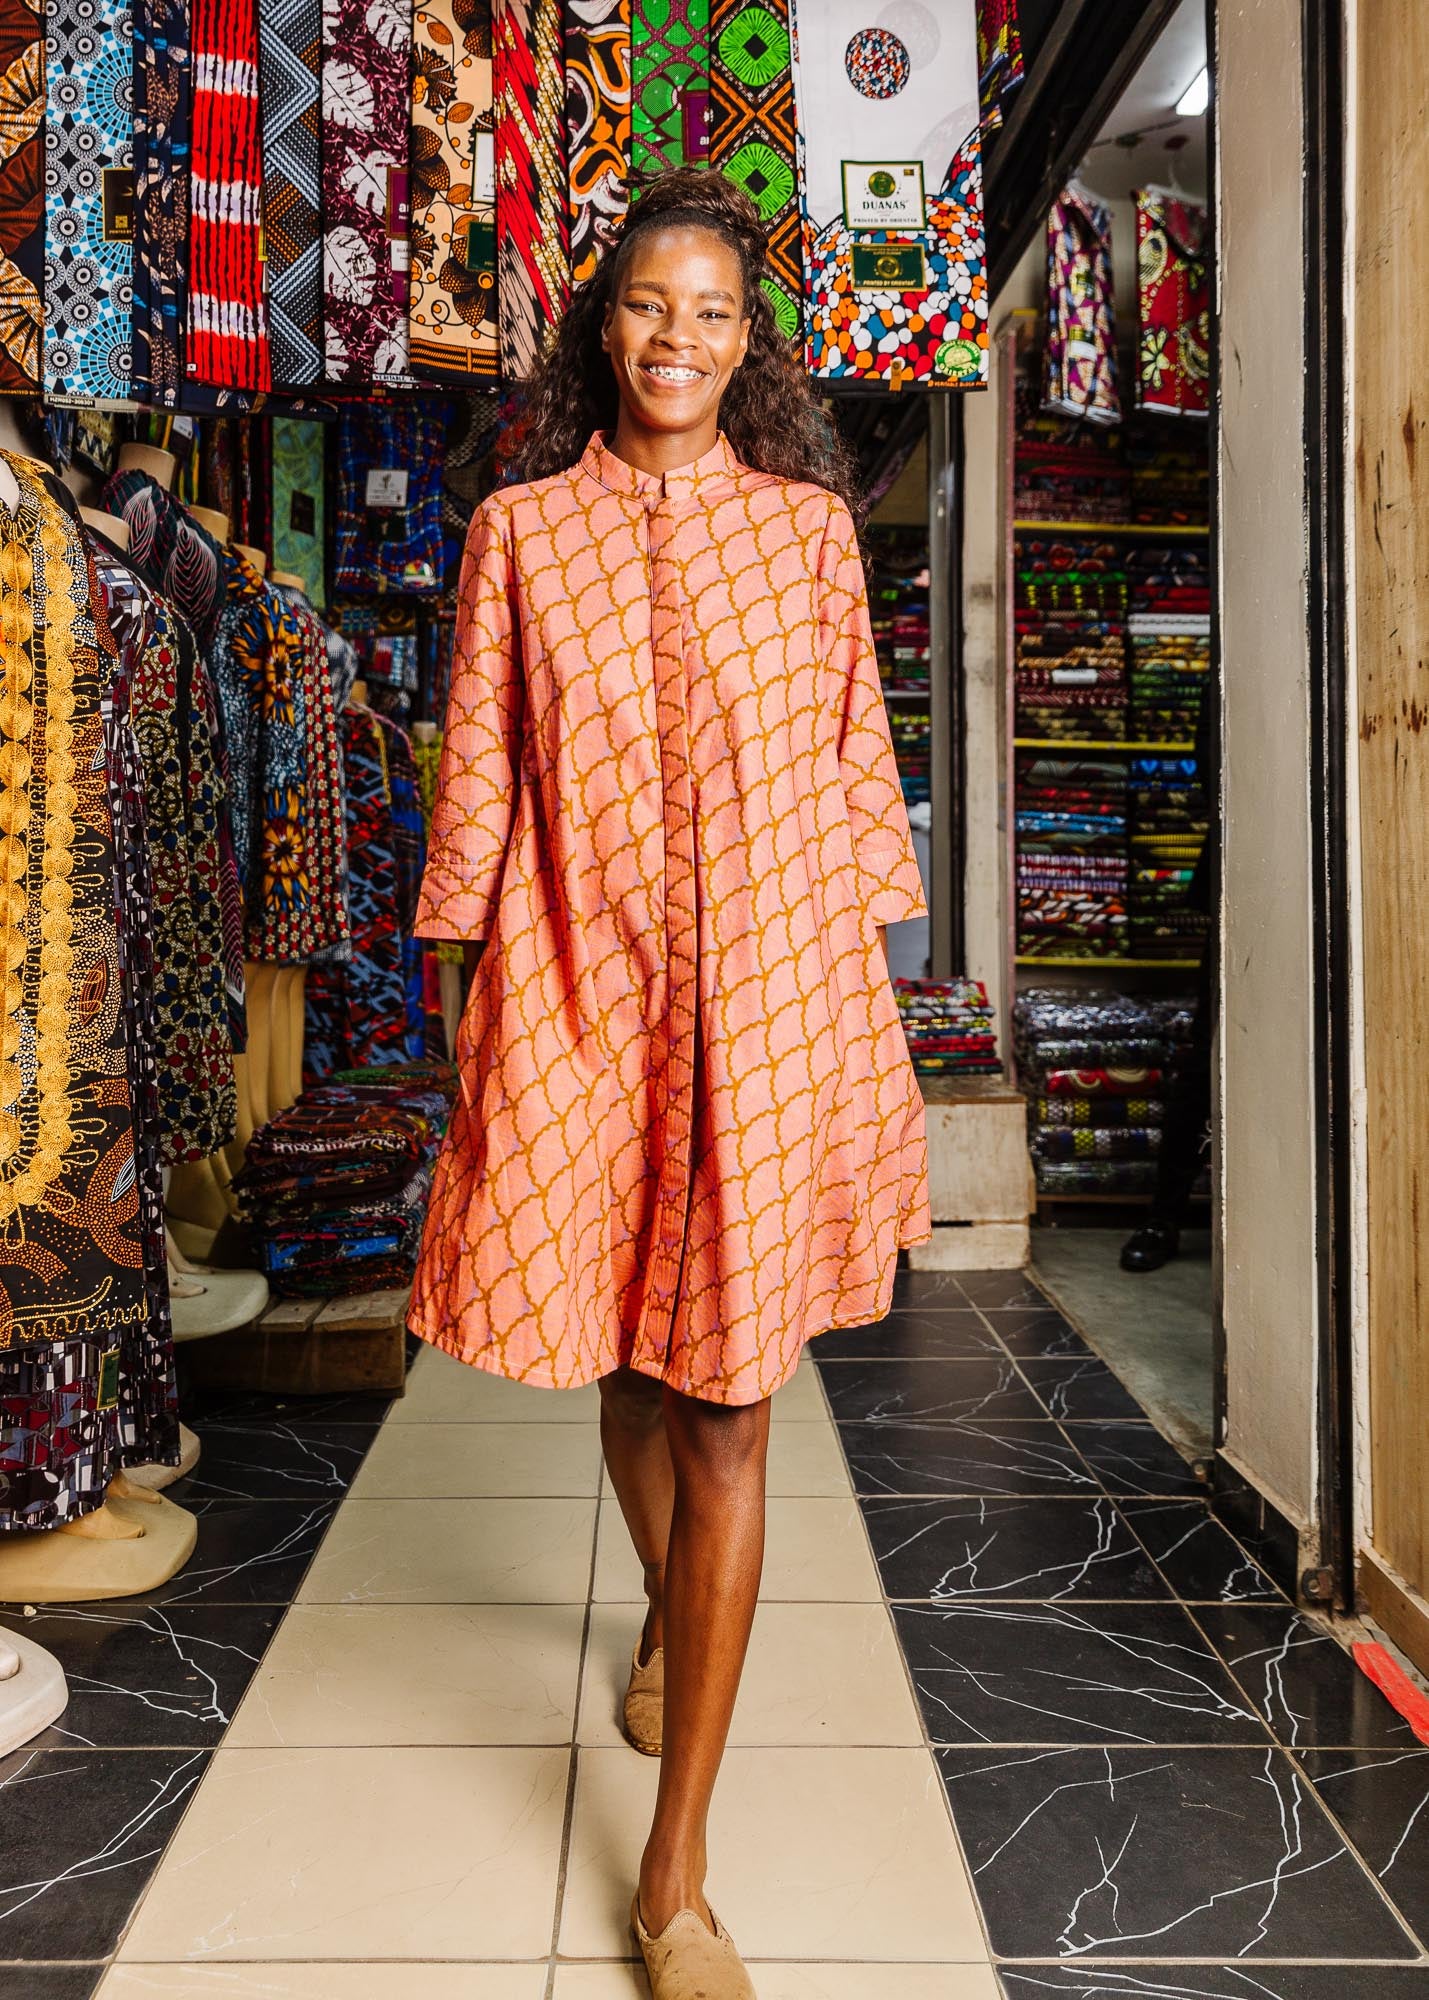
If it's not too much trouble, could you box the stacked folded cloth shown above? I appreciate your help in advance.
[1014,429,1132,523]
[869,555,930,693]
[1014,536,1128,743]
[888,707,931,808]
[1016,754,1129,959]
[1126,543,1211,744]
[1127,435,1209,526]
[234,1060,459,1297]
[1014,990,1191,1195]
[895,979,1000,1076]
[1129,754,1211,960]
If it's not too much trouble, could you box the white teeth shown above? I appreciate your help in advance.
[646,365,701,381]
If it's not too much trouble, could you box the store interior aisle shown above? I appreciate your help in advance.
[89,1344,996,1996]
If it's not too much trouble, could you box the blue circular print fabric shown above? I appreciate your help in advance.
[844,25,911,99]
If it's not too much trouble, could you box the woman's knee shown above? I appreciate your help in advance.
[598,1365,667,1435]
[662,1388,770,1483]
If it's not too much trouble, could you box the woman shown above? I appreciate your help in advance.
[411,167,930,1998]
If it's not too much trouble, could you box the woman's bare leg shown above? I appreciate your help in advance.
[638,1385,771,1933]
[597,1367,675,1657]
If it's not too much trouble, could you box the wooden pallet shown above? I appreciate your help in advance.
[184,1286,411,1398]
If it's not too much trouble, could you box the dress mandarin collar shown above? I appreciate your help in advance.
[580,431,740,502]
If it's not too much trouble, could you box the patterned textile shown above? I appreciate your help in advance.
[271,416,326,606]
[976,0,1021,131]
[410,433,930,1405]
[410,0,498,378]
[189,0,272,389]
[89,532,238,1161]
[709,0,798,337]
[1044,183,1119,425]
[131,0,189,402]
[1136,187,1209,418]
[493,0,569,378]
[632,0,706,172]
[565,0,628,283]
[332,400,446,594]
[43,0,136,403]
[259,0,323,385]
[0,0,44,391]
[321,0,414,385]
[440,385,498,583]
[376,713,426,1054]
[792,0,987,388]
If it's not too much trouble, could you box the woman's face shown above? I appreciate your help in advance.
[602,225,752,442]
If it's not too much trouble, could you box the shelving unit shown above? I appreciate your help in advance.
[1013,519,1209,537]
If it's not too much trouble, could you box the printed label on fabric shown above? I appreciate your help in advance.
[102,168,135,243]
[386,168,411,238]
[473,132,496,205]
[97,1347,120,1411]
[934,335,984,382]
[842,160,925,230]
[458,215,497,275]
[850,240,927,292]
[290,491,316,536]
[365,467,410,509]
[681,87,712,161]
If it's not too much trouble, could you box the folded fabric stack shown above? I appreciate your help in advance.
[235,1061,458,1297]
[888,708,931,809]
[895,979,1000,1076]
[1128,754,1211,960]
[1015,536,1128,743]
[1016,754,1129,960]
[1014,990,1191,1196]
[1014,435,1132,523]
[1128,435,1209,526]
[868,541,929,694]
[1126,543,1211,745]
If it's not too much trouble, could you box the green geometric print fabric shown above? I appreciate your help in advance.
[709,0,798,336]
[631,0,707,174]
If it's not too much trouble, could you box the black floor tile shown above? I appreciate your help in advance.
[862,1496,1167,1601]
[997,1968,1429,1999]
[172,1420,380,1500]
[1065,1424,1206,1497]
[813,1310,1004,1359]
[1020,1357,1149,1423]
[820,1357,1048,1424]
[991,1309,1093,1358]
[0,1969,102,2000]
[1120,1499,1284,1602]
[1194,1607,1420,1750]
[0,1748,209,1959]
[937,1745,1417,1959]
[124,1498,339,1605]
[898,1602,1268,1745]
[956,1271,1054,1310]
[839,1421,1101,1497]
[1303,1750,1429,1944]
[0,1604,282,1749]
[183,1382,395,1427]
[889,1270,973,1309]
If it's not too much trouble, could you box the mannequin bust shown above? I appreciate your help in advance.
[79,506,130,552]
[234,542,267,576]
[189,504,230,541]
[412,720,439,743]
[270,568,306,593]
[116,442,177,490]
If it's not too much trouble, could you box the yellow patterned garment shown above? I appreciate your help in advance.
[409,0,498,379]
[410,433,930,1405]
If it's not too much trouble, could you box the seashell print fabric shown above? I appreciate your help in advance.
[322,0,414,383]
[410,433,931,1405]
[0,0,45,391]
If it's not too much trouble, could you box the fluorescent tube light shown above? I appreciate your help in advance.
[1176,66,1209,117]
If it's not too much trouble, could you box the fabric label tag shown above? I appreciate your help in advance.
[851,240,927,292]
[365,468,409,509]
[290,491,316,536]
[97,1348,120,1411]
[842,161,925,230]
[102,168,134,243]
[387,167,410,239]
[473,132,496,204]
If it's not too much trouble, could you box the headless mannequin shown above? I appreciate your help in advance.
[412,721,460,1057]
[79,505,130,551]
[265,569,313,1112]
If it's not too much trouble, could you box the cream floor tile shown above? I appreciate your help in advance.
[559,1747,983,1962]
[579,1602,923,1747]
[350,1421,603,1498]
[296,1497,596,1604]
[392,1349,603,1424]
[227,1603,585,1747]
[592,1498,880,1602]
[101,1968,548,1999]
[762,1417,853,1496]
[119,1747,568,1963]
[552,1966,998,2000]
[769,1359,830,1422]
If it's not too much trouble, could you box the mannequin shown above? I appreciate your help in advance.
[0,1628,68,1757]
[234,541,267,576]
[270,567,306,593]
[116,441,178,487]
[412,721,460,1057]
[265,570,316,1114]
[79,505,130,551]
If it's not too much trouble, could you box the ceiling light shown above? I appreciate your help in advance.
[1176,66,1209,117]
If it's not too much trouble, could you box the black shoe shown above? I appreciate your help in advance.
[1121,1224,1180,1274]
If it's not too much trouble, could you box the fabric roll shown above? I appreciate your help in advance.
[493,0,569,377]
[410,0,498,377]
[1136,187,1209,418]
[43,0,136,402]
[258,0,323,384]
[332,399,446,595]
[709,0,798,336]
[632,0,707,173]
[322,0,414,384]
[1044,183,1118,424]
[976,0,1021,131]
[0,0,45,391]
[189,0,272,389]
[131,0,189,403]
[564,0,628,284]
[271,415,326,606]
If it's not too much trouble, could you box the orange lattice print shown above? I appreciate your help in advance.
[410,432,931,1405]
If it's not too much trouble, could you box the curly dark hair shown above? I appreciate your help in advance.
[509,167,862,520]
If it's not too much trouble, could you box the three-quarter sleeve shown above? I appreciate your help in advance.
[819,499,928,929]
[414,499,524,941]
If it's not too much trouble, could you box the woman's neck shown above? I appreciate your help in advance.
[609,414,721,478]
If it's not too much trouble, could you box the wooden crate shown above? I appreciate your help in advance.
[910,1075,1034,1270]
[184,1286,411,1397]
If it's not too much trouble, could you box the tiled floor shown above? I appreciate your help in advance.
[2,1271,1427,1998]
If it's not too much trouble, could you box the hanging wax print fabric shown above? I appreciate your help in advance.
[410,0,499,378]
[259,0,324,385]
[0,0,44,391]
[564,0,629,283]
[709,0,799,338]
[493,0,568,378]
[1136,187,1209,418]
[631,0,707,174]
[272,416,327,605]
[323,0,415,384]
[975,0,1021,131]
[189,0,272,390]
[790,0,987,389]
[1044,183,1119,424]
[131,0,189,403]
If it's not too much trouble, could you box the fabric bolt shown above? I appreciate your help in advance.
[709,0,798,337]
[130,0,189,402]
[411,432,929,1405]
[259,0,323,385]
[43,0,136,403]
[792,0,987,389]
[410,0,498,378]
[493,0,569,378]
[375,712,427,1054]
[331,399,446,594]
[322,0,415,384]
[188,0,271,389]
[1136,187,1209,418]
[271,416,326,608]
[440,385,499,585]
[0,0,45,391]
[976,0,1021,131]
[631,0,707,173]
[564,0,629,284]
[273,578,354,967]
[1044,183,1119,424]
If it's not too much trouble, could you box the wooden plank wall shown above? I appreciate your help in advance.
[1353,0,1429,1655]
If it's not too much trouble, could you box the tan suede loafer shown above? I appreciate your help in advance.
[623,1640,663,1756]
[632,1895,757,1999]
